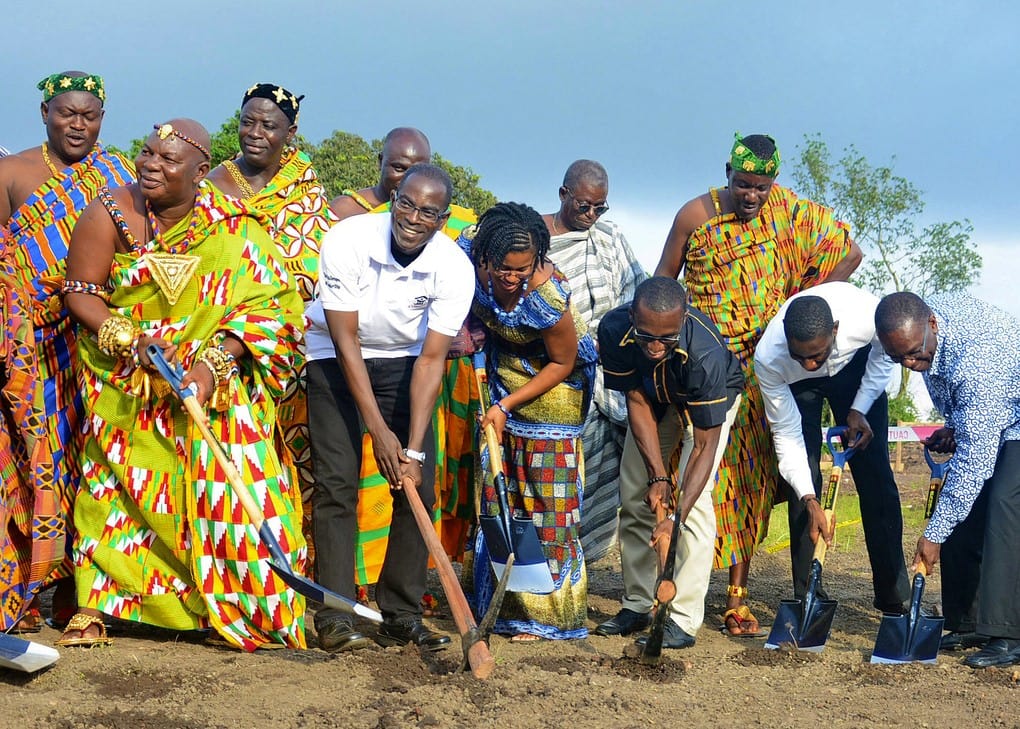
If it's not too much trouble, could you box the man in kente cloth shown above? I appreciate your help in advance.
[56,119,306,651]
[0,71,134,633]
[654,133,861,636]
[327,128,480,608]
[208,83,338,574]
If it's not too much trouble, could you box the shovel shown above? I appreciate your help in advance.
[870,565,944,664]
[472,353,555,594]
[641,502,682,664]
[0,633,59,673]
[869,446,948,664]
[147,345,382,624]
[765,426,855,652]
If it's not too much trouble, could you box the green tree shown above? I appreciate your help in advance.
[790,134,982,413]
[307,131,380,199]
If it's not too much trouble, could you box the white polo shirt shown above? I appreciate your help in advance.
[305,212,475,361]
[754,282,896,499]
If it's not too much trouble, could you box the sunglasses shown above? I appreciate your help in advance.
[631,327,681,346]
[564,187,609,216]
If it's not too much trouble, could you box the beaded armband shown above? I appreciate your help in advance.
[62,279,113,303]
[97,315,141,359]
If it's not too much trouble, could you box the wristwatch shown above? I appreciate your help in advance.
[403,448,426,464]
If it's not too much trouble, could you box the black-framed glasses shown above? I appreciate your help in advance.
[886,325,930,365]
[564,188,609,216]
[393,195,448,224]
[631,327,682,346]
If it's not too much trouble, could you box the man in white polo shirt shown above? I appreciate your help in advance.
[754,282,910,614]
[305,163,475,653]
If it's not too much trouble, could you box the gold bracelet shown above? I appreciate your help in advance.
[199,345,238,389]
[97,315,140,359]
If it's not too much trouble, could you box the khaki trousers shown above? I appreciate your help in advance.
[618,396,739,635]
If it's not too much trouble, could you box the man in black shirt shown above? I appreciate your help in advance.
[594,277,743,648]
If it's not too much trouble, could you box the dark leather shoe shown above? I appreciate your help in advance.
[594,608,651,637]
[963,638,1020,668]
[635,621,696,649]
[376,620,451,652]
[317,620,371,653]
[940,631,989,652]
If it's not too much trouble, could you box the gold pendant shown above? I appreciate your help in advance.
[145,253,200,305]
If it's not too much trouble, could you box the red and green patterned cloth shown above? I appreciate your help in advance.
[684,184,852,569]
[0,144,134,630]
[72,183,306,651]
[219,148,338,574]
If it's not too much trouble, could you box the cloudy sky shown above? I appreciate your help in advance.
[5,0,1018,316]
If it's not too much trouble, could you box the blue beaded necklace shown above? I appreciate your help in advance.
[487,273,529,324]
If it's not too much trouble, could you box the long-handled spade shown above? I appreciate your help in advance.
[765,426,855,652]
[147,346,382,625]
[471,353,555,594]
[641,501,683,665]
[869,446,948,664]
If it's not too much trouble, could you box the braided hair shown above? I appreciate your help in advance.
[469,202,550,269]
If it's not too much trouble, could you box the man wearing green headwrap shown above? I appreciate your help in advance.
[0,71,134,633]
[654,133,863,637]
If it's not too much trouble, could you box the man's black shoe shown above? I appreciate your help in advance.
[963,638,1020,668]
[594,609,651,637]
[317,620,372,653]
[376,620,451,652]
[635,621,696,649]
[940,631,989,652]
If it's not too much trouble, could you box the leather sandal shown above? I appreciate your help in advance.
[54,612,114,648]
[12,605,43,634]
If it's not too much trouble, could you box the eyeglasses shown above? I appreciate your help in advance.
[393,195,448,224]
[631,327,682,346]
[564,188,609,216]
[887,325,930,365]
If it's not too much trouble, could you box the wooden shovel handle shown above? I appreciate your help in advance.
[403,477,495,679]
[481,422,504,481]
[652,503,670,571]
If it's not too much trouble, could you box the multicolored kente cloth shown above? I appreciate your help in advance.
[72,183,307,651]
[466,259,597,639]
[0,144,133,629]
[348,199,479,586]
[216,148,338,574]
[684,184,852,568]
[547,218,646,562]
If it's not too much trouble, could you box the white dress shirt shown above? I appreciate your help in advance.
[754,282,896,499]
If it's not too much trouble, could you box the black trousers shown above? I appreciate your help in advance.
[785,346,910,606]
[941,439,1020,639]
[307,356,435,627]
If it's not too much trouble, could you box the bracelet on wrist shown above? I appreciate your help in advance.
[646,475,672,488]
[403,447,426,464]
[494,400,512,418]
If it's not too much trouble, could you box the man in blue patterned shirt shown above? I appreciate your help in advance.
[876,291,1020,668]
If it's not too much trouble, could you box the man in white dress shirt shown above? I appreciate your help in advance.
[754,282,910,612]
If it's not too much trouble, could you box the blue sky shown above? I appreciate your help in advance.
[5,0,1018,315]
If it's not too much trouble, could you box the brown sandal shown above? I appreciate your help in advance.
[54,613,114,648]
[12,605,43,634]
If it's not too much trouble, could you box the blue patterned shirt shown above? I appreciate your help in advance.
[923,293,1020,543]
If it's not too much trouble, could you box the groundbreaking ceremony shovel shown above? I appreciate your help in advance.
[0,632,59,673]
[148,346,381,624]
[870,446,948,664]
[766,426,855,652]
[472,353,555,594]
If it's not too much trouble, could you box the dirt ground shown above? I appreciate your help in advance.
[2,446,1017,729]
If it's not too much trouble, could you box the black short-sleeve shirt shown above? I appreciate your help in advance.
[597,304,744,429]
